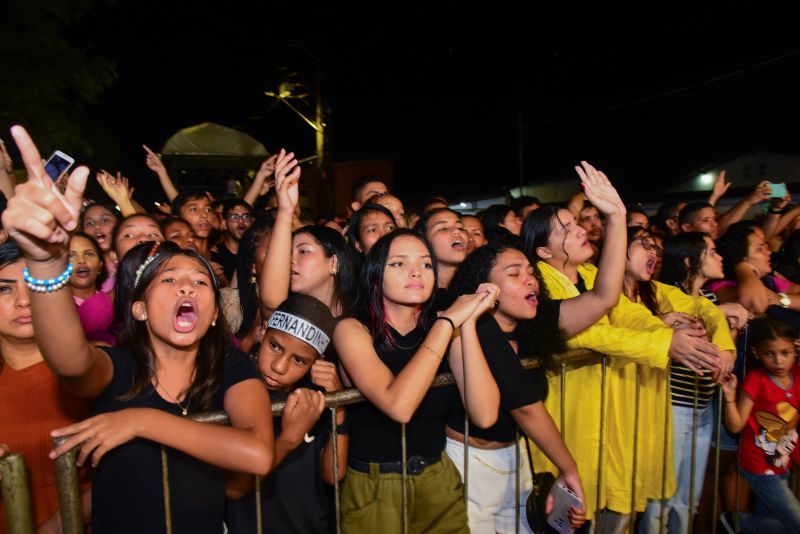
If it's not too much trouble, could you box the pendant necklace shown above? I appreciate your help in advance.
[156,380,190,416]
[767,371,794,399]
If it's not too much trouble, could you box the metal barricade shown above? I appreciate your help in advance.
[0,453,34,534]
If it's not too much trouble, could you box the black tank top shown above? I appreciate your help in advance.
[348,324,457,462]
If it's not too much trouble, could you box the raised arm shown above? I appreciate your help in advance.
[97,170,139,216]
[259,149,298,315]
[447,283,501,428]
[721,374,753,434]
[559,161,627,337]
[2,126,113,398]
[708,170,731,207]
[717,180,771,237]
[0,139,15,200]
[143,144,178,202]
[334,291,490,424]
[243,155,277,207]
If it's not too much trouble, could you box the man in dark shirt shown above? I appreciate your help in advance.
[212,199,253,280]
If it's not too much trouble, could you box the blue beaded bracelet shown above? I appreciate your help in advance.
[23,263,74,293]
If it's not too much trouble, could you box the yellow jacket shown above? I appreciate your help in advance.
[529,262,673,518]
[606,282,736,512]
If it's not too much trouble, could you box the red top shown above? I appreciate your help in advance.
[0,360,87,528]
[740,365,800,475]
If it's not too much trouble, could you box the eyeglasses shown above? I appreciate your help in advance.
[636,237,663,255]
[226,213,254,223]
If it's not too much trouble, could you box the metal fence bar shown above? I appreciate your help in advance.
[330,407,341,534]
[254,473,263,534]
[560,361,566,440]
[515,432,521,534]
[687,375,700,534]
[161,446,173,534]
[596,356,608,514]
[0,453,34,534]
[659,362,671,534]
[629,366,642,534]
[52,436,83,534]
[401,422,408,534]
[463,412,470,506]
[711,389,723,534]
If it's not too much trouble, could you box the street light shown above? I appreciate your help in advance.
[265,77,325,171]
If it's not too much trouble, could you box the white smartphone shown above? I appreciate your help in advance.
[547,484,583,534]
[44,150,74,182]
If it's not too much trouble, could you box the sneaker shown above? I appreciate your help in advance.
[720,511,738,533]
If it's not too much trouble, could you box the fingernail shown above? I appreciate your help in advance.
[49,451,56,459]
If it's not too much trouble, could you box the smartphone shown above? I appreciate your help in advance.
[44,150,74,182]
[770,182,788,198]
[547,484,583,533]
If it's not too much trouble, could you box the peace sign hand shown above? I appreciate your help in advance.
[1,126,88,263]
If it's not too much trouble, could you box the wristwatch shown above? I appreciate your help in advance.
[778,292,791,308]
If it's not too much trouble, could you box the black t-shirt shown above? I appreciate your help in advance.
[226,392,335,534]
[90,346,260,534]
[211,242,238,281]
[348,324,457,462]
[447,305,555,443]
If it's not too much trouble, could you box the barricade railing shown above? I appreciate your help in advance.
[0,453,34,534]
[2,346,763,533]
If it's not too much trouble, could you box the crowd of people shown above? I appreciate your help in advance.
[1,124,800,533]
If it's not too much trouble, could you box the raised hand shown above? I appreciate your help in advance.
[1,126,88,262]
[50,409,142,467]
[573,161,625,217]
[0,139,13,174]
[97,170,134,205]
[274,149,300,213]
[468,282,501,321]
[746,180,772,205]
[143,145,166,174]
[720,373,738,401]
[257,154,278,195]
[311,360,343,392]
[709,170,731,204]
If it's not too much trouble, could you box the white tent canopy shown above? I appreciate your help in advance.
[161,122,269,157]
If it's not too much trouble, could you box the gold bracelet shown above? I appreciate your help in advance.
[421,343,443,361]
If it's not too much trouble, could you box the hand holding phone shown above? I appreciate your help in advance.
[770,182,788,199]
[44,150,74,183]
[547,484,583,533]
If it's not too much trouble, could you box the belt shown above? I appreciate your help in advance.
[348,455,441,476]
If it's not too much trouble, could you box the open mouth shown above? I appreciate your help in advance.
[452,239,465,251]
[75,267,91,278]
[95,232,107,243]
[525,290,538,306]
[646,258,656,274]
[173,300,198,333]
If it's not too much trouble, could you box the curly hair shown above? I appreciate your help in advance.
[449,237,565,367]
[715,221,761,280]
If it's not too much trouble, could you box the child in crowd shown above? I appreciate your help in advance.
[721,316,800,533]
[2,126,274,533]
[226,294,346,533]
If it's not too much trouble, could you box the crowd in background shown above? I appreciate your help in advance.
[2,125,800,533]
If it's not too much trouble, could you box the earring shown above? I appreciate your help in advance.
[140,314,147,321]
[212,319,217,327]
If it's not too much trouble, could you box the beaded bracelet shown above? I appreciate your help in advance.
[23,263,74,293]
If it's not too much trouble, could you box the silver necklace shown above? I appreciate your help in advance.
[767,371,794,399]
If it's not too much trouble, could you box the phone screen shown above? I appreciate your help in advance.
[770,182,788,198]
[44,152,74,182]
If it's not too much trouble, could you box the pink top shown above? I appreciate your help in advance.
[705,275,794,294]
[73,291,116,345]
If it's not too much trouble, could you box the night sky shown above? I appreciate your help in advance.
[7,4,800,209]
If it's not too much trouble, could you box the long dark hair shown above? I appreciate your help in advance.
[522,206,570,269]
[660,232,710,292]
[117,241,229,411]
[0,242,24,370]
[69,232,109,290]
[353,229,438,352]
[481,204,516,243]
[748,316,798,353]
[235,211,278,338]
[346,203,397,257]
[294,225,356,315]
[715,221,761,280]
[624,227,660,315]
[449,238,564,367]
